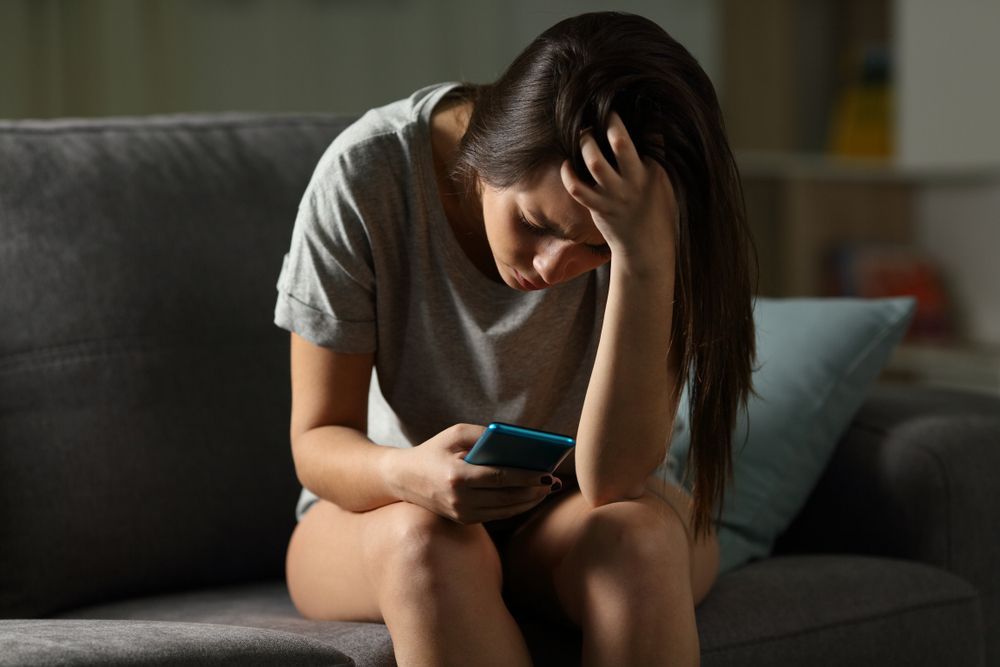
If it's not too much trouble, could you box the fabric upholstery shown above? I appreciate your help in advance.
[2,112,996,667]
[696,555,983,666]
[43,555,983,667]
[775,383,1000,666]
[48,580,396,666]
[0,619,354,666]
[662,296,916,574]
[0,114,353,618]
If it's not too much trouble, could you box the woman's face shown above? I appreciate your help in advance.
[479,164,612,291]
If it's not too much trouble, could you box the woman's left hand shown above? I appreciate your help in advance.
[560,110,679,272]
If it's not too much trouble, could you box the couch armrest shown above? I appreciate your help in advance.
[774,383,1000,665]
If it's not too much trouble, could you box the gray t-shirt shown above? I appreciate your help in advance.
[275,81,669,521]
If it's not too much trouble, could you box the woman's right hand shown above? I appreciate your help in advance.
[393,423,560,525]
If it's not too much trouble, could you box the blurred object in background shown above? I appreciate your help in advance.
[720,0,890,156]
[0,0,719,120]
[828,45,893,159]
[3,0,997,391]
[727,0,1000,359]
[823,243,956,343]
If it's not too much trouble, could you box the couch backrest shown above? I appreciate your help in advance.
[0,113,354,617]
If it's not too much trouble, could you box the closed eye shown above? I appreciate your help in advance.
[517,211,611,257]
[517,211,548,236]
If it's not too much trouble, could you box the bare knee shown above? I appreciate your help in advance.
[555,497,692,618]
[363,502,503,600]
[580,499,687,570]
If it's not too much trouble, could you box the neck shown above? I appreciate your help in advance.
[433,100,480,219]
[432,100,499,282]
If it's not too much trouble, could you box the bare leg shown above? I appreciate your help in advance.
[368,504,533,667]
[500,480,720,666]
[288,499,532,666]
[553,501,701,667]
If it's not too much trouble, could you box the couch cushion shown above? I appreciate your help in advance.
[0,619,353,666]
[696,555,983,666]
[774,383,1000,667]
[519,554,984,667]
[48,579,396,667]
[48,554,983,667]
[0,113,354,617]
[659,297,915,575]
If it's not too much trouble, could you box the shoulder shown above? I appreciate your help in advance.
[293,82,463,244]
[310,81,462,188]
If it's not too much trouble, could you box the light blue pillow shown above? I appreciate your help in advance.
[656,296,916,575]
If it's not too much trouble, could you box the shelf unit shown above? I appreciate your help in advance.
[737,151,1000,299]
[720,0,1000,395]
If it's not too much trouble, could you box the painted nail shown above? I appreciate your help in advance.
[551,480,563,492]
[540,475,553,485]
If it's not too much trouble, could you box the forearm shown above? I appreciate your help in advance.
[292,425,406,513]
[576,259,679,506]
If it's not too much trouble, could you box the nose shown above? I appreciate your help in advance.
[534,240,581,286]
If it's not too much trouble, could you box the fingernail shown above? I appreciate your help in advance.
[540,475,553,485]
[551,480,563,492]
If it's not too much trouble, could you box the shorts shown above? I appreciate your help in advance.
[295,486,321,522]
[295,482,555,554]
[294,457,685,543]
[481,481,574,553]
[481,459,685,549]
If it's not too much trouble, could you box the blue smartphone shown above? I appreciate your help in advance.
[463,422,575,473]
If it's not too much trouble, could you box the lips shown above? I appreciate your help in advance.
[514,269,545,290]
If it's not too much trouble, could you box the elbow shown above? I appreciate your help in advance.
[580,478,649,508]
[577,449,664,508]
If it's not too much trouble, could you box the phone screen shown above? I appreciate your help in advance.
[463,422,575,473]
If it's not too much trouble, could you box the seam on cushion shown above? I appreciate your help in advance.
[0,117,352,136]
[850,415,954,570]
[810,315,899,415]
[835,417,954,569]
[842,309,906,379]
[0,334,276,371]
[844,420,890,437]
[702,593,980,656]
[917,437,954,571]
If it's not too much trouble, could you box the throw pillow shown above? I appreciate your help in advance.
[655,296,916,575]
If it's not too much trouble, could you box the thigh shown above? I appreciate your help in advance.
[499,477,720,627]
[286,498,507,623]
[285,499,388,623]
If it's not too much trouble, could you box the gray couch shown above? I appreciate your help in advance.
[1,112,997,667]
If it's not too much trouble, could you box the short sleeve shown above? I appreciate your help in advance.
[274,147,377,353]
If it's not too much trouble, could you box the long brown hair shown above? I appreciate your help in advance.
[451,11,758,542]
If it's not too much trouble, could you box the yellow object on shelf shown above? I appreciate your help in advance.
[828,46,894,159]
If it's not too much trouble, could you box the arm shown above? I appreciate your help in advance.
[291,333,556,521]
[575,261,679,506]
[559,110,682,507]
[289,332,406,513]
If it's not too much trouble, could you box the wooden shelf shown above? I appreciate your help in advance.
[736,151,1000,184]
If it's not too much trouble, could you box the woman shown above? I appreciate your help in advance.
[278,11,756,666]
